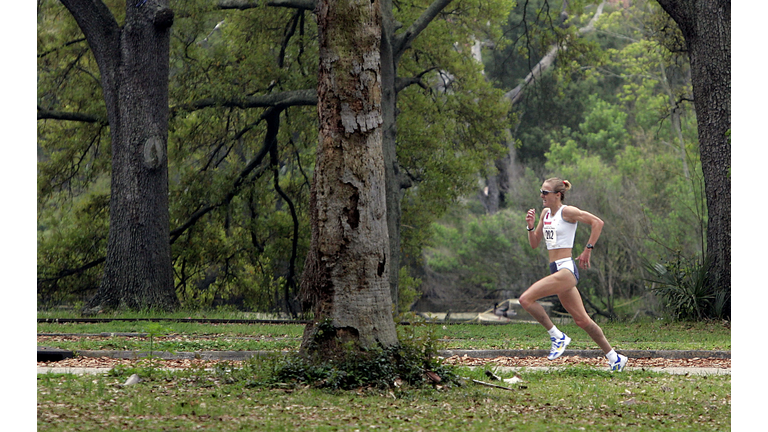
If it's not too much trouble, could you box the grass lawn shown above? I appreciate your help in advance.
[37,312,731,430]
[37,319,731,352]
[37,364,730,431]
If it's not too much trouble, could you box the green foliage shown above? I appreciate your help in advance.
[579,95,629,161]
[481,0,610,165]
[165,3,319,312]
[424,207,545,300]
[394,0,512,260]
[37,190,110,307]
[397,266,423,313]
[37,0,726,323]
[37,0,516,315]
[415,0,713,320]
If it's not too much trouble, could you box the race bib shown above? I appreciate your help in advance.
[544,224,557,248]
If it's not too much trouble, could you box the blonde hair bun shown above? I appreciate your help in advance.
[562,180,572,191]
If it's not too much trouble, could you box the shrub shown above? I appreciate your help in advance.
[227,322,456,391]
[644,252,729,321]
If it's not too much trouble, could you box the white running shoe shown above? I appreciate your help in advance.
[547,333,571,360]
[610,354,628,372]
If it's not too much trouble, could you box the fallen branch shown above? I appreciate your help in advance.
[465,377,516,391]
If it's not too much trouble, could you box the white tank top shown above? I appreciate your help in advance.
[543,205,577,250]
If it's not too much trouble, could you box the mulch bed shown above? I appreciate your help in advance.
[37,354,730,370]
[442,354,730,369]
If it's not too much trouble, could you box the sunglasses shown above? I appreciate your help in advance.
[540,189,558,196]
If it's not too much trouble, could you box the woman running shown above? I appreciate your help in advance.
[521,178,627,371]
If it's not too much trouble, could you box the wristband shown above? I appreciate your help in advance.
[526,226,534,231]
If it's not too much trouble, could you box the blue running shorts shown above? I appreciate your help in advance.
[549,257,580,283]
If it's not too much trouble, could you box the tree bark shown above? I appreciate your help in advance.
[300,0,398,352]
[61,0,179,312]
[655,0,731,308]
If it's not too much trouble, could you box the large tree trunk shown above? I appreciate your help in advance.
[300,0,398,353]
[655,0,731,310]
[62,0,179,312]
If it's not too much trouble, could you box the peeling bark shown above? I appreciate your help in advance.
[300,0,398,353]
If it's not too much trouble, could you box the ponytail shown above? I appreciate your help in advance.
[545,177,571,202]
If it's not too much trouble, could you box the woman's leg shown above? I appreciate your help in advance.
[557,286,613,354]
[519,270,576,330]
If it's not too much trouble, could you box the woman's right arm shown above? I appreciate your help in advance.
[526,209,542,249]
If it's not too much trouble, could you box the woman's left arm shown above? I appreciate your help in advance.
[563,206,604,269]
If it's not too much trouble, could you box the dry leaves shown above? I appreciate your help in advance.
[37,356,229,370]
[441,355,730,369]
[38,354,730,371]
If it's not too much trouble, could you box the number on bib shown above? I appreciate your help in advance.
[544,225,557,248]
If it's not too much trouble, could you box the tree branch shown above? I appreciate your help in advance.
[59,0,123,127]
[216,0,316,11]
[576,0,605,35]
[59,0,121,64]
[37,106,107,124]
[38,257,106,285]
[38,37,88,59]
[170,107,283,244]
[504,0,606,106]
[171,89,317,115]
[653,0,686,26]
[215,0,453,71]
[169,204,220,244]
[395,67,439,92]
[279,10,303,68]
[582,290,615,321]
[393,0,454,61]
[39,88,316,125]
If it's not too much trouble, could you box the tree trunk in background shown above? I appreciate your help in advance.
[379,0,454,307]
[61,0,179,312]
[380,0,411,308]
[655,0,731,311]
[300,0,398,353]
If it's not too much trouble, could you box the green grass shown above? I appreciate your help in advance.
[38,335,300,352]
[38,320,731,352]
[37,321,305,337]
[432,320,731,351]
[37,364,730,431]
